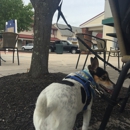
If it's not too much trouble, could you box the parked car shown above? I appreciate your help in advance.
[22,43,33,50]
[49,40,79,54]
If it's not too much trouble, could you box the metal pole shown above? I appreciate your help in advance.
[119,85,130,113]
[99,61,130,130]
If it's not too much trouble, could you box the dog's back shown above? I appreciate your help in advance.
[33,82,85,130]
[33,57,114,130]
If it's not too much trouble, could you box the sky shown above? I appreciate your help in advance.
[22,0,105,27]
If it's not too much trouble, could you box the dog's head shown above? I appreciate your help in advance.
[88,57,114,93]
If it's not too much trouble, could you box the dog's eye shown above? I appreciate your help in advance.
[101,76,107,81]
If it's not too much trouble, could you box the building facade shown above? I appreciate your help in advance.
[53,23,82,45]
[17,23,81,49]
[80,0,116,50]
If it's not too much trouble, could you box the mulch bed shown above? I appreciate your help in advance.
[0,73,130,130]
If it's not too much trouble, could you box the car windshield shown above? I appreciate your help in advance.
[67,41,72,44]
[26,43,33,46]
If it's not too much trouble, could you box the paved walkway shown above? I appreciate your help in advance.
[0,51,129,87]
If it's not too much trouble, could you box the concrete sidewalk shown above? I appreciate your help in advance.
[0,51,129,87]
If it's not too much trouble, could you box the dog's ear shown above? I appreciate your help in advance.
[89,57,99,71]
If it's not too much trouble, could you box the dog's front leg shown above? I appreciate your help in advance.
[82,98,93,130]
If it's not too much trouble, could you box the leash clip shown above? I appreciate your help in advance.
[90,84,104,98]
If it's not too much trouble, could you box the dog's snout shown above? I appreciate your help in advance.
[104,80,114,90]
[108,83,114,90]
[108,80,115,89]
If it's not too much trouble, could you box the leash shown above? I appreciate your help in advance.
[55,6,127,77]
[56,1,130,79]
[56,1,130,108]
[90,83,130,107]
[56,0,74,33]
[77,36,121,73]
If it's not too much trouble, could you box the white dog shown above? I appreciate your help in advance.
[33,57,113,130]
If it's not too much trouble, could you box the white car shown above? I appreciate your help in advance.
[22,43,33,50]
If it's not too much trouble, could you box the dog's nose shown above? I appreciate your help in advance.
[111,81,115,89]
[109,85,114,90]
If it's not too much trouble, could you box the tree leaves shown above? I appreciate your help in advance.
[0,0,34,32]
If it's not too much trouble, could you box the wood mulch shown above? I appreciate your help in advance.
[0,73,130,130]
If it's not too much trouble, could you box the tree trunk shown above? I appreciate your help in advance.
[29,0,61,78]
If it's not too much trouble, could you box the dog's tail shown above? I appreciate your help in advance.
[33,93,57,129]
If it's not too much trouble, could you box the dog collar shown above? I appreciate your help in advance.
[65,70,97,110]
[65,70,96,92]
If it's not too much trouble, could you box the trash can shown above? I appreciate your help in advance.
[55,43,63,54]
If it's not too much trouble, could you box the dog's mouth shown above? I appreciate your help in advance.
[98,84,113,94]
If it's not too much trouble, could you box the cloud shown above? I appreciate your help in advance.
[53,0,105,26]
[23,0,105,27]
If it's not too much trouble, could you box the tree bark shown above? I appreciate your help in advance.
[29,0,61,78]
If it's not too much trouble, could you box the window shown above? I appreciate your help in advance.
[62,41,68,45]
[28,43,33,46]
[55,41,60,44]
[53,30,57,37]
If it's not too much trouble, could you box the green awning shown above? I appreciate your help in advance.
[106,33,117,38]
[102,17,114,26]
